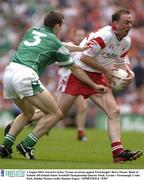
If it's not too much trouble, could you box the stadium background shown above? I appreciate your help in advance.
[0,0,144,131]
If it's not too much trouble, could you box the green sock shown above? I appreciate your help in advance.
[3,134,16,149]
[22,133,38,148]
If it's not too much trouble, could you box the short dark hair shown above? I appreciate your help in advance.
[44,11,64,28]
[112,9,131,22]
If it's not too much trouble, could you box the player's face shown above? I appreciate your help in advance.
[114,14,133,39]
[55,20,64,36]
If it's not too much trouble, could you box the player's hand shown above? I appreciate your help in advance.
[94,84,108,94]
[79,46,89,51]
[121,70,135,87]
[104,69,116,85]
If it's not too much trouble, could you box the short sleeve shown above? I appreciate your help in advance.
[56,46,74,67]
[83,30,112,57]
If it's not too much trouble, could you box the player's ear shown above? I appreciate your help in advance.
[112,21,118,27]
[53,24,60,34]
[55,23,62,30]
[54,24,58,30]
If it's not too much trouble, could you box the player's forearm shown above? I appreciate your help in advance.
[80,54,110,75]
[62,42,83,52]
[124,64,135,79]
[69,64,97,89]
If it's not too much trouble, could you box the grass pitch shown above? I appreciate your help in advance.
[0,127,143,169]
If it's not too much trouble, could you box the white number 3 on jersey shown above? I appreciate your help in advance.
[24,30,47,46]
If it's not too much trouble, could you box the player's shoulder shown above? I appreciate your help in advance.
[96,25,113,34]
[28,26,43,32]
[122,36,131,45]
[44,26,63,46]
[27,26,63,48]
[25,26,50,36]
[93,26,113,41]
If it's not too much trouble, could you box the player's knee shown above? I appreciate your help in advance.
[54,109,62,121]
[24,108,35,121]
[47,109,62,123]
[113,106,120,117]
[26,112,35,121]
[109,106,120,119]
[77,104,87,114]
[42,110,62,128]
[60,111,68,120]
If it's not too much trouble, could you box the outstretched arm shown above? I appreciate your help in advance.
[62,42,87,52]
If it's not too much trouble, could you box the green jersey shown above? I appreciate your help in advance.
[12,26,73,76]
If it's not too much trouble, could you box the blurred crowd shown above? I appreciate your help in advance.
[0,0,144,125]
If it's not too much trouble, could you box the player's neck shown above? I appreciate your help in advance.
[111,24,123,41]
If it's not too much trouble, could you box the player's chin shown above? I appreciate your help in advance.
[123,31,129,37]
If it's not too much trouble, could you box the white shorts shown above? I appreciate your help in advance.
[3,62,45,99]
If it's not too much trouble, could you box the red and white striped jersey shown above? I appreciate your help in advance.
[74,26,131,72]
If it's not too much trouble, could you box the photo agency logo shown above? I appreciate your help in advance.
[0,170,4,177]
[4,170,25,177]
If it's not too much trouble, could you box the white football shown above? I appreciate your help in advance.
[111,69,128,91]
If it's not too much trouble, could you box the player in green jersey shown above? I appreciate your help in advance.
[0,11,107,159]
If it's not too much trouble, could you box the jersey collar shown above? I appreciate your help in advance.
[44,26,54,34]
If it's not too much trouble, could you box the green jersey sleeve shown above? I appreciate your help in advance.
[56,46,74,67]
